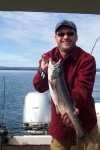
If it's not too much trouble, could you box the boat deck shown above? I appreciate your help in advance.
[3,145,77,150]
[1,103,100,150]
[2,135,77,150]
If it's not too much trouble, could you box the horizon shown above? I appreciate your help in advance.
[0,66,100,70]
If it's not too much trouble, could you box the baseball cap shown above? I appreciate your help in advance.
[55,20,77,33]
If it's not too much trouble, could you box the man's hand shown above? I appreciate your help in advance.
[41,55,48,74]
[61,107,79,128]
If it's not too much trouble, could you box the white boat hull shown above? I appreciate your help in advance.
[2,93,100,150]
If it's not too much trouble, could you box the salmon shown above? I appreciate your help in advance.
[48,58,91,140]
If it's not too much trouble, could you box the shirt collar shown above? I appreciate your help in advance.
[69,45,78,61]
[55,45,78,61]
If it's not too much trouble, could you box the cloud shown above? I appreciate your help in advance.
[0,53,32,67]
[0,12,100,67]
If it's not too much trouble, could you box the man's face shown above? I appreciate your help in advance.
[55,26,78,53]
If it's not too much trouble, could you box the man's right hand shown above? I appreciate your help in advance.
[41,55,49,74]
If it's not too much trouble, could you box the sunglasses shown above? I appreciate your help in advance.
[56,31,75,37]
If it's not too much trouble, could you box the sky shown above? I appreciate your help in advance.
[0,11,100,68]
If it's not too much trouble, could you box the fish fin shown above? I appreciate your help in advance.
[55,105,59,114]
[76,136,83,149]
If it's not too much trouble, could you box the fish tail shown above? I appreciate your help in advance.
[84,131,95,143]
[76,131,95,149]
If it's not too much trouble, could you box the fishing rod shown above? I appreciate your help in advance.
[91,36,100,54]
[0,76,8,150]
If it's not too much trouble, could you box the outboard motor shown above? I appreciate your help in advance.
[22,92,51,135]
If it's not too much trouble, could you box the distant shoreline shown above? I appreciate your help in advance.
[0,67,100,72]
[0,67,38,71]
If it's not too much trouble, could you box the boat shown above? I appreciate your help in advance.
[0,1,100,150]
[0,91,100,150]
[0,0,100,14]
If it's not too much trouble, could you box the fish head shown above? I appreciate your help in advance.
[48,59,62,79]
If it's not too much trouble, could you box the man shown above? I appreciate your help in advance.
[33,20,100,149]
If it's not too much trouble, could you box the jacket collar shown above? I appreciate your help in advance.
[55,45,78,61]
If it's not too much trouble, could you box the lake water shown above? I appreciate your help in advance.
[0,70,100,134]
